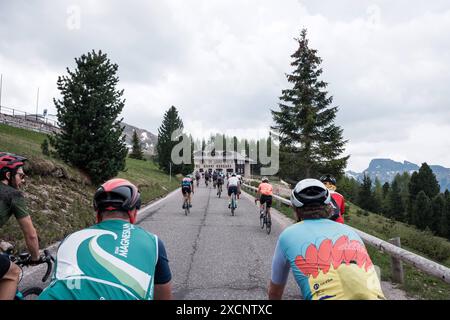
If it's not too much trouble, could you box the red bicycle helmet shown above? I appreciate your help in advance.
[0,152,27,179]
[93,178,141,224]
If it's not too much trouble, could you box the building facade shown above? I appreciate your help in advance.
[193,151,255,177]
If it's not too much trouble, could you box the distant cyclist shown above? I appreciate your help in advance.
[0,153,43,300]
[216,173,224,196]
[227,173,240,209]
[268,178,385,300]
[256,177,273,220]
[320,174,345,224]
[181,174,194,209]
[212,171,218,189]
[39,178,173,300]
[195,171,201,186]
[204,171,210,186]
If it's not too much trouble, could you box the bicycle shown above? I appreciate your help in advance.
[217,183,222,198]
[1,248,54,300]
[183,196,190,215]
[196,178,200,187]
[256,199,271,234]
[230,192,237,216]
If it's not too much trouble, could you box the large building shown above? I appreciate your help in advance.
[193,150,255,177]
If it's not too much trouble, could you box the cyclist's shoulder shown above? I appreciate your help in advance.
[0,183,23,200]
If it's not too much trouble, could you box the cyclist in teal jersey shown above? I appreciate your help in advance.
[268,179,385,300]
[39,178,172,300]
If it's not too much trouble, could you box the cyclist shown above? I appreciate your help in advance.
[227,173,240,209]
[320,174,345,224]
[216,172,224,196]
[268,178,385,300]
[236,175,242,199]
[255,177,273,220]
[204,171,210,186]
[0,153,43,300]
[181,174,194,209]
[39,178,172,300]
[212,171,218,189]
[195,171,201,187]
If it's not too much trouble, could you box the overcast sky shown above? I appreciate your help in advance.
[1,0,449,172]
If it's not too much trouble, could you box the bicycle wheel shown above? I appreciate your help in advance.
[260,210,265,229]
[21,287,43,300]
[184,200,189,215]
[231,194,235,216]
[266,211,272,235]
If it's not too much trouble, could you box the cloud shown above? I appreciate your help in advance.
[1,0,449,172]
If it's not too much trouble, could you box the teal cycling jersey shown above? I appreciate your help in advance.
[271,219,385,300]
[181,178,192,188]
[39,220,158,300]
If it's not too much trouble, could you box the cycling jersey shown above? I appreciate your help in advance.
[330,191,345,224]
[227,177,239,187]
[39,219,171,300]
[271,219,385,300]
[258,182,273,196]
[0,183,29,228]
[181,178,193,188]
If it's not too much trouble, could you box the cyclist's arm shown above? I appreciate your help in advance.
[16,216,40,260]
[269,238,290,300]
[154,238,173,300]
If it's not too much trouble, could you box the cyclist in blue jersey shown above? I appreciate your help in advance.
[181,174,194,209]
[268,178,385,300]
[39,178,173,300]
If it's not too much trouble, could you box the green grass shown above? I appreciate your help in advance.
[0,123,180,251]
[242,184,450,300]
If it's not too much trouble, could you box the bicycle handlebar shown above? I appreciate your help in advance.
[12,249,54,282]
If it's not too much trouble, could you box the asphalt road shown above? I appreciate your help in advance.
[137,180,300,300]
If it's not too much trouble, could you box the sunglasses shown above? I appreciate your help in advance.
[16,173,26,179]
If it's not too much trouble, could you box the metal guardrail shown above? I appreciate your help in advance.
[242,183,450,285]
[0,105,58,127]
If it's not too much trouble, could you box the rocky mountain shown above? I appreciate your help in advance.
[122,122,157,155]
[346,158,450,192]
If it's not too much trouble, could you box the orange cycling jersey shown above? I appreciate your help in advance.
[258,183,273,196]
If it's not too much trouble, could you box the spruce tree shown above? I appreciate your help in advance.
[382,182,390,199]
[156,106,185,174]
[271,29,348,180]
[52,50,128,184]
[388,179,405,221]
[129,129,144,160]
[442,191,450,239]
[372,178,383,214]
[431,194,445,236]
[358,174,374,212]
[412,191,432,230]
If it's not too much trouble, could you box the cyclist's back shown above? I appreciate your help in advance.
[274,219,384,300]
[39,219,162,300]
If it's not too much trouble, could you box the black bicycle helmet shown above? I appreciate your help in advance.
[291,179,331,208]
[93,178,141,213]
[319,174,336,186]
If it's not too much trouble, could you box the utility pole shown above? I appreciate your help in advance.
[169,162,172,183]
[36,87,40,121]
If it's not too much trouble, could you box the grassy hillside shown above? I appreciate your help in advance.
[243,184,450,300]
[0,123,180,250]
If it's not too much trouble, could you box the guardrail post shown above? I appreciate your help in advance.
[388,237,404,284]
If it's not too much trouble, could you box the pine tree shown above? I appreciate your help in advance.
[408,163,440,223]
[129,129,144,160]
[412,191,432,230]
[41,138,50,156]
[271,29,348,180]
[431,194,445,236]
[372,178,383,214]
[156,106,185,174]
[382,182,390,199]
[52,50,128,184]
[358,174,374,212]
[442,191,450,239]
[388,179,405,221]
